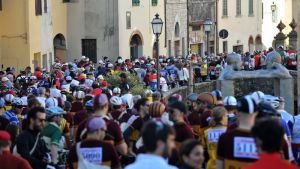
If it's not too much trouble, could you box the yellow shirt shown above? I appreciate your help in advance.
[202,126,227,169]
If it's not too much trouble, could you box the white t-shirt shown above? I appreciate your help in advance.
[160,77,168,92]
[36,96,46,107]
[121,94,134,109]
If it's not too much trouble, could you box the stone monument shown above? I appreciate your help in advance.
[217,52,294,114]
[288,19,298,50]
[274,20,287,48]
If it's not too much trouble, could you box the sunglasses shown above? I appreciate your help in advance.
[38,118,46,122]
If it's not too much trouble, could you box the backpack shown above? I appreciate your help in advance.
[76,142,110,169]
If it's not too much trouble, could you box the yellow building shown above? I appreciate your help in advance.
[0,0,67,72]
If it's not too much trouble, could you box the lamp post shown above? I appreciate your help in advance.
[151,13,164,91]
[204,18,213,56]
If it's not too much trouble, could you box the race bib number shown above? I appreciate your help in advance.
[234,137,258,159]
[80,147,103,164]
[207,128,226,143]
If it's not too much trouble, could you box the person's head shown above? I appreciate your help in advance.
[119,73,127,82]
[186,93,199,112]
[142,121,175,158]
[211,90,223,105]
[149,102,166,118]
[46,106,65,125]
[277,96,285,110]
[223,96,237,112]
[256,102,280,120]
[236,95,258,127]
[5,123,19,143]
[252,118,284,154]
[110,96,123,111]
[169,101,187,123]
[209,106,228,127]
[251,91,265,104]
[11,98,24,115]
[86,117,107,141]
[27,107,46,131]
[74,91,85,101]
[152,92,162,102]
[27,97,41,109]
[0,131,11,151]
[93,94,109,114]
[196,92,217,112]
[134,98,149,116]
[113,87,121,96]
[180,139,204,169]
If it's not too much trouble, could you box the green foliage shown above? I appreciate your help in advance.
[106,72,145,96]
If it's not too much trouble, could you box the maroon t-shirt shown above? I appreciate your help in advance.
[76,116,124,146]
[187,112,201,138]
[71,101,84,112]
[68,139,120,169]
[217,128,258,169]
[174,122,194,143]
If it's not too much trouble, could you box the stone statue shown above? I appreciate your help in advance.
[218,51,292,80]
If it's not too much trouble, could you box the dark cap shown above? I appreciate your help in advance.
[169,101,187,114]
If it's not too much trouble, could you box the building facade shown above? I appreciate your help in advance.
[67,0,166,62]
[217,0,292,53]
[0,0,67,71]
[166,0,188,58]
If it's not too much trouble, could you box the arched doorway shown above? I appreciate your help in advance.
[255,35,262,51]
[248,36,254,53]
[130,34,143,60]
[53,34,67,62]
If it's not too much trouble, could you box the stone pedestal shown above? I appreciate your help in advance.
[274,32,287,48]
[280,78,294,114]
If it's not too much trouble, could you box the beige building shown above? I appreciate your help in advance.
[0,0,67,71]
[67,0,166,62]
[217,0,292,53]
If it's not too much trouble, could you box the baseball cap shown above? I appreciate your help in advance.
[94,94,109,108]
[187,93,199,102]
[113,87,121,94]
[87,117,106,132]
[50,89,61,98]
[97,75,104,80]
[172,93,183,101]
[46,106,65,117]
[211,90,223,100]
[92,88,102,96]
[237,95,258,114]
[101,81,108,87]
[223,96,237,106]
[74,91,85,99]
[0,131,11,142]
[1,77,9,82]
[98,60,105,65]
[197,92,217,105]
[66,76,73,81]
[110,96,123,106]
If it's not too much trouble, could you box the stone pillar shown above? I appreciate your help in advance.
[217,80,234,97]
[288,19,298,50]
[274,20,287,48]
[280,78,294,114]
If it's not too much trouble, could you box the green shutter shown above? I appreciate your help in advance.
[152,0,158,6]
[132,0,140,6]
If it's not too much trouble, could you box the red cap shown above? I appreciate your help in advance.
[0,131,10,141]
[78,75,85,81]
[101,81,108,87]
[92,89,102,96]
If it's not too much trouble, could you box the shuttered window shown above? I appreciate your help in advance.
[222,0,228,16]
[132,0,140,6]
[44,0,47,13]
[236,0,241,16]
[152,0,158,6]
[36,0,42,16]
[249,0,253,15]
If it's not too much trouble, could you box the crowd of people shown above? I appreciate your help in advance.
[0,53,298,169]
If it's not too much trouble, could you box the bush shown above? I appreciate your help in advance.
[106,72,145,96]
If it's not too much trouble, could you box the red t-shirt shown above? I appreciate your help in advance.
[243,153,298,169]
[0,151,32,169]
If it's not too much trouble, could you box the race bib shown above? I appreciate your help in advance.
[207,128,226,143]
[234,137,258,159]
[80,147,103,164]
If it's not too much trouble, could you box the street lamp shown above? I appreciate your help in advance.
[151,13,163,91]
[271,2,276,12]
[203,18,213,56]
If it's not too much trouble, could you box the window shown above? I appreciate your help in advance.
[192,26,200,31]
[222,0,228,16]
[168,40,171,56]
[249,0,253,16]
[152,0,158,6]
[0,0,2,11]
[35,0,42,16]
[82,39,97,63]
[236,0,241,16]
[132,0,140,6]
[175,22,180,37]
[126,12,131,29]
[223,41,228,52]
[44,0,47,13]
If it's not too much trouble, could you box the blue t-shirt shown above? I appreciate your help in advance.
[166,65,178,81]
[160,69,169,81]
[281,119,291,137]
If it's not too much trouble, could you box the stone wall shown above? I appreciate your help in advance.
[163,81,216,99]
[234,78,275,98]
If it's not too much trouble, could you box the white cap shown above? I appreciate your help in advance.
[251,91,265,104]
[30,76,37,80]
[150,61,155,65]
[110,96,123,106]
[4,94,14,103]
[66,76,72,81]
[97,75,104,80]
[46,98,58,107]
[113,87,121,94]
[224,96,237,106]
[107,63,114,68]
[50,89,61,98]
[74,91,85,99]
[1,77,9,82]
[98,60,105,65]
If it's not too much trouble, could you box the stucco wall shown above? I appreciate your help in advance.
[118,0,166,59]
[0,0,29,71]
[166,0,188,57]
